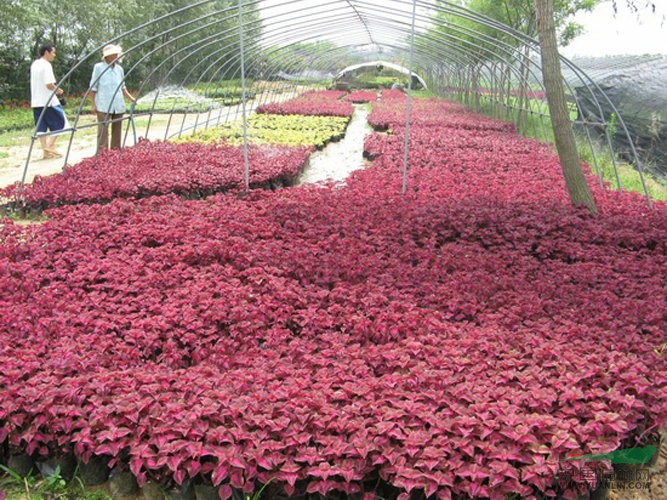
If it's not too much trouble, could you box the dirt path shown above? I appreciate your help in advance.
[0,89,301,189]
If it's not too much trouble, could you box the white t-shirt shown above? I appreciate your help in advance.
[30,58,61,108]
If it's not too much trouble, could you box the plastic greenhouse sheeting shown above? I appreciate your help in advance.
[572,55,667,179]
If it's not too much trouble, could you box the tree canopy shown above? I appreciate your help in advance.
[0,0,259,100]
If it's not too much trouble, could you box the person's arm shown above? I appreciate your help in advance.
[89,65,100,113]
[123,88,136,103]
[44,63,63,98]
[46,82,64,96]
[119,66,135,103]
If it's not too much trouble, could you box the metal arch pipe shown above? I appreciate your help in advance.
[344,0,377,46]
[163,34,501,140]
[256,6,532,88]
[32,0,539,151]
[334,61,428,89]
[238,0,250,190]
[354,5,623,189]
[251,33,451,93]
[62,7,531,149]
[416,0,648,198]
[19,1,541,127]
[18,0,650,205]
[174,14,361,88]
[168,25,612,195]
[58,7,524,155]
[187,18,486,105]
[402,0,419,194]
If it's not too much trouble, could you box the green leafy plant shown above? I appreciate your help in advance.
[0,463,112,500]
[0,106,34,134]
[245,479,272,500]
[0,463,37,499]
[174,114,350,148]
[40,466,67,496]
[607,112,618,138]
[188,80,256,104]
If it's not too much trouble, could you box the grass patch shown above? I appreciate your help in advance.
[2,205,48,224]
[134,99,218,113]
[456,93,666,201]
[187,80,257,105]
[0,127,36,148]
[411,89,439,99]
[0,464,111,500]
[576,136,667,201]
[0,106,34,134]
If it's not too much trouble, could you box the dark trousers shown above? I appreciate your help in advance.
[96,112,123,154]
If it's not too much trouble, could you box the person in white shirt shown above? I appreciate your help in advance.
[30,45,67,159]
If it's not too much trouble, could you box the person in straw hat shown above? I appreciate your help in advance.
[89,44,136,154]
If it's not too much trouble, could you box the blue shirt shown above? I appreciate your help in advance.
[89,62,127,114]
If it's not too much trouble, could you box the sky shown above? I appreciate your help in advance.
[561,1,667,57]
[258,0,432,50]
[258,0,666,56]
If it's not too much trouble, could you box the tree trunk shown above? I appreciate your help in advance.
[534,0,597,213]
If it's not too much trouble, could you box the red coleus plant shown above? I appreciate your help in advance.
[343,91,378,103]
[256,90,353,117]
[368,95,515,133]
[0,140,312,209]
[0,95,665,499]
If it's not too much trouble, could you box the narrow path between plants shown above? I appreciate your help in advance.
[297,104,373,185]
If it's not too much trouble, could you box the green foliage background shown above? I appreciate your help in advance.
[0,0,261,101]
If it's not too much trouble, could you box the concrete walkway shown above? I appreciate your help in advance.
[297,104,373,186]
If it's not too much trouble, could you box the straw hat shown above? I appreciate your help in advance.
[102,44,123,60]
